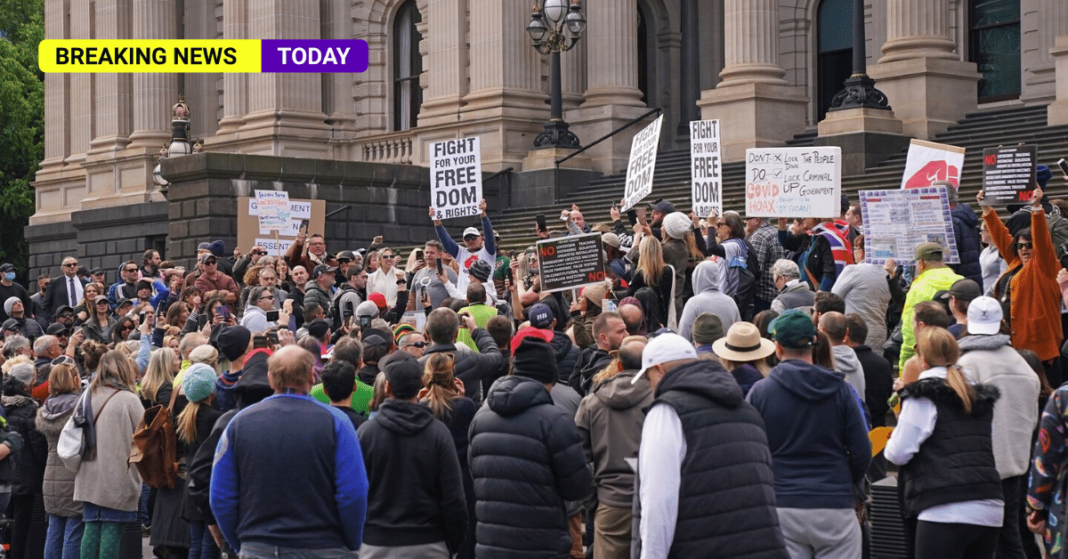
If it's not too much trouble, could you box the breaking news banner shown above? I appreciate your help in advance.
[536,233,607,293]
[430,137,483,220]
[690,119,722,217]
[39,39,369,73]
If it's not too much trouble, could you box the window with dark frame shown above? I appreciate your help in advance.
[969,0,1020,102]
[393,0,423,132]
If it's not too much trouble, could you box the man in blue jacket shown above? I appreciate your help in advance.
[210,345,369,557]
[747,309,871,558]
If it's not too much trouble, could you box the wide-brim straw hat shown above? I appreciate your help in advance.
[712,322,776,362]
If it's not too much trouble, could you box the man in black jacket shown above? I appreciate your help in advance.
[468,337,592,559]
[419,307,501,403]
[357,352,468,558]
[569,312,626,396]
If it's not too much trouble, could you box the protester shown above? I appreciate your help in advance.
[843,314,894,430]
[979,220,1007,295]
[570,312,626,396]
[899,242,964,370]
[817,311,866,399]
[420,308,501,401]
[711,321,775,396]
[943,182,984,286]
[5,361,47,559]
[769,258,815,315]
[626,236,674,330]
[677,258,740,342]
[42,257,84,322]
[832,235,894,351]
[746,216,786,313]
[431,199,496,292]
[777,217,852,292]
[36,363,83,559]
[176,363,223,559]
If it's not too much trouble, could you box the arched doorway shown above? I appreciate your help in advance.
[816,0,853,122]
[969,0,1020,102]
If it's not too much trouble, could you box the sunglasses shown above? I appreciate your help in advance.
[251,250,266,256]
[63,263,78,268]
[1015,241,1034,250]
[405,341,427,348]
[259,295,275,301]
[124,268,138,273]
[51,355,75,366]
[716,222,727,227]
[203,261,217,266]
[463,236,479,241]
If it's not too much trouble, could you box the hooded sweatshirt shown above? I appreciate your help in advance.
[746,359,871,509]
[356,400,468,550]
[830,344,866,403]
[678,260,741,343]
[575,370,654,508]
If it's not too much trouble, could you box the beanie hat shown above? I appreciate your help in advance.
[1037,165,1053,189]
[208,240,226,258]
[368,292,388,309]
[217,326,252,362]
[356,300,379,318]
[3,297,19,317]
[511,337,559,385]
[8,363,34,387]
[662,212,692,240]
[182,363,217,403]
[383,352,424,400]
[306,319,331,340]
[393,324,416,344]
[469,260,492,283]
[769,309,816,349]
[691,313,725,345]
[602,233,621,248]
[581,281,609,307]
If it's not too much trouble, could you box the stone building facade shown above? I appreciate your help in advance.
[29,0,1068,274]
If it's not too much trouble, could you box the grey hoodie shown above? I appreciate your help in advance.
[678,260,741,342]
[830,345,865,404]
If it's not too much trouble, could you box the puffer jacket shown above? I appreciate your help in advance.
[467,375,592,559]
[950,203,983,286]
[3,381,47,497]
[549,332,579,385]
[35,392,81,516]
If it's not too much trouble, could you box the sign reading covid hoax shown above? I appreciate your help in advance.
[431,137,482,220]
[621,115,664,212]
[745,147,842,218]
[536,233,606,293]
[690,119,722,217]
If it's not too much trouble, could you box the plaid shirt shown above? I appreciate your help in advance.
[748,223,784,304]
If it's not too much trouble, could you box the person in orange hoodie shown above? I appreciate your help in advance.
[979,186,1063,386]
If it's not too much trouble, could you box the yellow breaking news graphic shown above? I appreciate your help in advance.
[39,40,261,73]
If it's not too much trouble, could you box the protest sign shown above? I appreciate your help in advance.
[690,119,722,217]
[237,197,325,257]
[536,233,606,293]
[744,147,841,218]
[621,115,664,212]
[255,190,290,232]
[901,139,966,189]
[982,145,1037,206]
[859,185,960,265]
[430,137,482,220]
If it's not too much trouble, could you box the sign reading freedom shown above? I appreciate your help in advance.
[536,233,606,293]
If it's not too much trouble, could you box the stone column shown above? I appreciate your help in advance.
[216,0,247,134]
[322,0,356,147]
[418,0,468,125]
[128,0,178,148]
[1021,0,1068,104]
[88,0,133,153]
[41,0,70,170]
[1050,35,1068,125]
[580,0,644,108]
[696,0,806,162]
[867,0,981,138]
[69,0,92,162]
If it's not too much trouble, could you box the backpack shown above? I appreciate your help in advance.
[725,238,760,322]
[129,387,179,489]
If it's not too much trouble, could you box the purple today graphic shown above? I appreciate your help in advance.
[260,40,369,73]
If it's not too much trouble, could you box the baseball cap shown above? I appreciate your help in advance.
[769,309,817,349]
[90,267,104,275]
[335,251,355,263]
[93,295,109,306]
[0,263,15,273]
[632,332,697,384]
[368,292,388,309]
[463,227,481,239]
[913,242,944,262]
[1,319,19,332]
[199,253,217,264]
[948,279,982,304]
[648,199,676,214]
[312,264,338,279]
[528,303,554,329]
[55,305,74,316]
[46,322,69,336]
[116,298,133,309]
[967,296,1003,336]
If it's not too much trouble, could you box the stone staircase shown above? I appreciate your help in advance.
[485,104,1068,253]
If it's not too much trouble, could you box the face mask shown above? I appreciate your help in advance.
[3,273,15,282]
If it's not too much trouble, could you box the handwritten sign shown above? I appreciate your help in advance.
[255,190,290,232]
[536,233,606,293]
[237,197,326,258]
[744,147,841,218]
[901,139,965,189]
[982,145,1037,206]
[690,119,722,217]
[430,137,482,220]
[621,115,664,212]
[859,185,960,265]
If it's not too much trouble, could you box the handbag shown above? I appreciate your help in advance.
[58,388,119,472]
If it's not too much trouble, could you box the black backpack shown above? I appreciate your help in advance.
[725,238,760,322]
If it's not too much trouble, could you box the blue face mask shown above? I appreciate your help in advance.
[3,273,14,282]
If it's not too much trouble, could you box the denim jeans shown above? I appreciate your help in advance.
[140,484,151,526]
[189,521,220,559]
[45,514,84,559]
[237,542,358,559]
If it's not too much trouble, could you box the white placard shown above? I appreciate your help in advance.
[621,115,664,212]
[859,185,960,265]
[255,190,290,231]
[690,119,722,217]
[900,139,966,189]
[744,147,841,218]
[247,199,313,220]
[430,137,482,220]
[255,237,296,255]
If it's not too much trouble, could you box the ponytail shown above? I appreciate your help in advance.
[176,401,201,445]
[917,327,974,413]
[422,353,458,422]
[945,365,975,415]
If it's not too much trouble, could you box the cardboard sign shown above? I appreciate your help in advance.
[982,145,1037,206]
[536,233,606,293]
[901,139,966,189]
[430,137,482,220]
[859,185,960,265]
[255,190,290,231]
[621,115,664,212]
[690,119,722,217]
[237,197,326,258]
[744,147,842,218]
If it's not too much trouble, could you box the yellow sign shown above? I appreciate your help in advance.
[39,40,261,73]
[869,427,893,457]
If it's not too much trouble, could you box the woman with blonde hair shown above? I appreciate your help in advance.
[35,363,83,559]
[74,282,106,323]
[73,351,144,559]
[176,363,222,559]
[367,247,404,307]
[626,236,675,330]
[885,327,1002,559]
[139,347,177,408]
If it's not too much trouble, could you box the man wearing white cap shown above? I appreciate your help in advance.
[956,296,1039,559]
[633,333,787,559]
[429,198,496,292]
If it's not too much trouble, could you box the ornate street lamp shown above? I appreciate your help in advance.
[829,0,890,112]
[154,96,195,190]
[528,0,586,149]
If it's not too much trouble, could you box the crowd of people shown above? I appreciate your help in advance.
[0,164,1066,559]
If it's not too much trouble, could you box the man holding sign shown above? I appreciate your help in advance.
[429,199,496,293]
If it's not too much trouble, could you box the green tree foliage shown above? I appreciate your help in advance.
[0,0,43,277]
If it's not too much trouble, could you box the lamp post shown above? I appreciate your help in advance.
[527,0,586,149]
[829,0,890,112]
[154,95,195,191]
